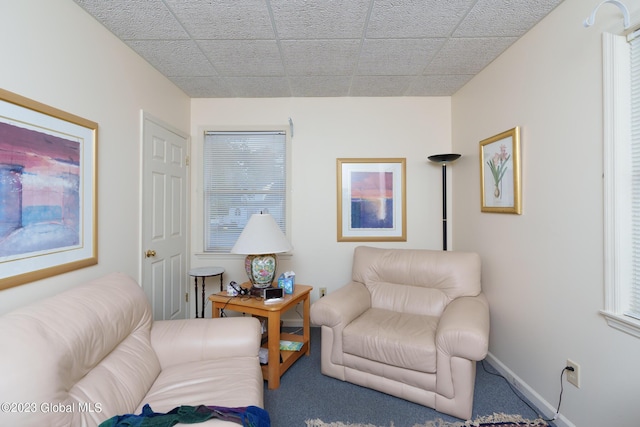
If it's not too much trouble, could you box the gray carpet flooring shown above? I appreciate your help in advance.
[263,327,553,427]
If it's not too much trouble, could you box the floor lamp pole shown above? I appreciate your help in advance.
[428,153,461,251]
[441,163,448,250]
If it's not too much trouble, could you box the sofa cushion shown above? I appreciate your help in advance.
[342,308,439,373]
[140,356,263,414]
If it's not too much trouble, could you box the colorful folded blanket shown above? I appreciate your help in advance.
[99,403,270,427]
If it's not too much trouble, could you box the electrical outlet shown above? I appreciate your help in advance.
[566,359,580,388]
[319,287,327,297]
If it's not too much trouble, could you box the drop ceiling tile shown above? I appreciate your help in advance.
[270,0,370,39]
[366,0,475,38]
[164,0,275,39]
[406,75,474,96]
[289,76,353,97]
[73,0,566,97]
[357,38,445,75]
[74,0,189,39]
[423,37,518,75]
[350,76,413,96]
[225,77,291,97]
[126,40,217,77]
[280,40,361,76]
[169,77,236,98]
[197,40,285,76]
[454,0,564,37]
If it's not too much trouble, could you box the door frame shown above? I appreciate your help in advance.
[139,111,191,318]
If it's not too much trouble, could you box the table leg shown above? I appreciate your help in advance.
[193,277,199,318]
[266,310,281,389]
[303,294,311,356]
[212,302,221,318]
[201,277,206,318]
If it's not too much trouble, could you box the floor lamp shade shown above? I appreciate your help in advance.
[428,153,461,251]
[231,213,292,288]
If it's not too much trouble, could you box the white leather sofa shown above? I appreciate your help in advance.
[310,246,490,420]
[0,272,265,427]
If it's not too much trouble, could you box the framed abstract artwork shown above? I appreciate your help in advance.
[479,127,522,214]
[0,89,98,290]
[337,158,406,242]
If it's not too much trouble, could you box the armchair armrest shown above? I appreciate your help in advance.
[310,281,370,328]
[311,281,371,369]
[436,293,490,361]
[151,317,262,370]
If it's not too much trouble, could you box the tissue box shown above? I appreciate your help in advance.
[277,272,295,294]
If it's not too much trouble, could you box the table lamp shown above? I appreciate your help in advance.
[230,213,292,288]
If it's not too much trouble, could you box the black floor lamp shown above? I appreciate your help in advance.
[428,153,461,251]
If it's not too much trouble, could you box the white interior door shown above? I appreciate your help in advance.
[141,114,189,320]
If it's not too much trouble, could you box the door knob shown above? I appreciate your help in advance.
[145,249,156,258]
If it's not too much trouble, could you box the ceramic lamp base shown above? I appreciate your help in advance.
[245,254,277,288]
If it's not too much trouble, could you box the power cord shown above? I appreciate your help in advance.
[480,361,574,424]
[219,296,234,317]
[480,361,541,417]
[545,366,574,422]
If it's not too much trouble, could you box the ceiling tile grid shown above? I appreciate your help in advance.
[365,0,476,38]
[270,0,371,39]
[280,39,362,76]
[165,0,276,39]
[357,38,446,75]
[198,40,285,76]
[73,0,564,97]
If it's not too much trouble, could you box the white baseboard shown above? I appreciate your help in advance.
[485,353,576,427]
[282,325,576,426]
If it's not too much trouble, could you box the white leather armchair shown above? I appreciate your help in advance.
[310,246,489,420]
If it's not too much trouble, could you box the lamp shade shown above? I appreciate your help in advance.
[230,213,292,255]
[231,213,292,288]
[428,153,461,164]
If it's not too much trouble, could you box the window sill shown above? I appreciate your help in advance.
[600,310,640,339]
[194,252,293,260]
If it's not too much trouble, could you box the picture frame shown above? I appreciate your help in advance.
[0,89,98,290]
[479,127,521,214]
[337,158,406,242]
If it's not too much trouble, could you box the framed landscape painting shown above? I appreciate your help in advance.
[337,158,406,242]
[0,89,98,290]
[479,127,522,214]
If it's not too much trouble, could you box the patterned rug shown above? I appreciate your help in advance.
[305,412,549,427]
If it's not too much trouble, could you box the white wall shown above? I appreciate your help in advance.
[0,0,190,314]
[452,0,640,426]
[190,97,452,316]
[7,1,634,424]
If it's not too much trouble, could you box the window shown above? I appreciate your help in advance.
[203,130,289,253]
[602,27,640,337]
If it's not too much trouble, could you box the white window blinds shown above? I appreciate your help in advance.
[203,131,287,253]
[628,28,640,319]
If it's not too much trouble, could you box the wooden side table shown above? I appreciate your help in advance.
[209,284,313,389]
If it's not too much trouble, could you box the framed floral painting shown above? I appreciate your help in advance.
[479,127,522,214]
